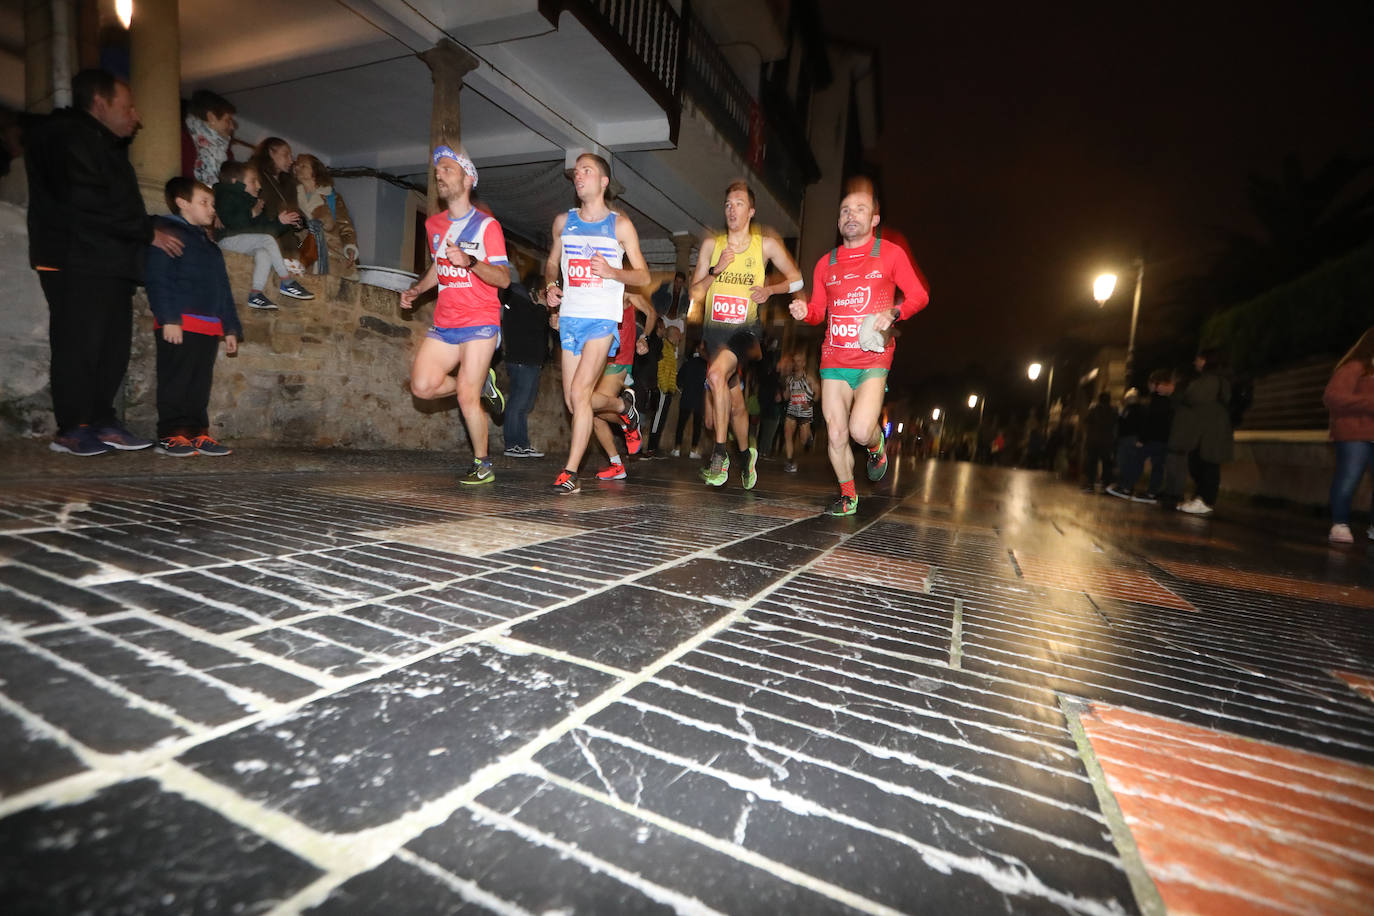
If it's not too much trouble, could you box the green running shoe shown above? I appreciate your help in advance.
[825,494,858,516]
[460,459,495,486]
[866,435,888,481]
[702,450,729,487]
[741,446,758,490]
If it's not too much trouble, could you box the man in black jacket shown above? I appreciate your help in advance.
[26,69,183,456]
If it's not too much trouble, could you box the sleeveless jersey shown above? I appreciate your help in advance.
[426,208,508,329]
[785,373,815,417]
[559,209,624,321]
[703,229,766,332]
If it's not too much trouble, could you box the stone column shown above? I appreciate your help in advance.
[127,0,181,212]
[419,40,478,216]
[672,231,694,275]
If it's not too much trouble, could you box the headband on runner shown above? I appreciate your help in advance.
[432,145,478,187]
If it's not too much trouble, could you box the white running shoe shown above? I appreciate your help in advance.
[1329,523,1354,544]
[1177,497,1213,515]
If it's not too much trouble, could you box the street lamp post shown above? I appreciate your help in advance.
[1094,257,1145,389]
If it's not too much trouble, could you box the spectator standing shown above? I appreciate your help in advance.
[181,89,236,186]
[631,313,663,454]
[214,161,313,310]
[144,178,243,457]
[293,153,359,278]
[1167,349,1234,515]
[1323,327,1374,544]
[647,324,681,456]
[1123,370,1175,503]
[1081,391,1117,492]
[501,271,550,457]
[1107,388,1145,498]
[673,341,708,458]
[249,137,305,270]
[25,68,185,456]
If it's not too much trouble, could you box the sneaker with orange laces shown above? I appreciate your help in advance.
[191,435,232,456]
[156,435,197,457]
[551,469,581,493]
[596,461,627,480]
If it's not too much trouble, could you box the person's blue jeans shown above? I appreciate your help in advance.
[1330,440,1374,524]
[504,362,542,449]
[1118,440,1167,493]
[1114,436,1142,490]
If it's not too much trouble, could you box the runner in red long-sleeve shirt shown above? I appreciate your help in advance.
[790,177,929,516]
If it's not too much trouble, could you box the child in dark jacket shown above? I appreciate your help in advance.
[214,162,312,310]
[145,178,244,457]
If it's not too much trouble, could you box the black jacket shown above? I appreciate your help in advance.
[1141,393,1173,443]
[677,354,707,408]
[144,216,243,339]
[214,180,285,239]
[26,108,153,280]
[500,282,550,366]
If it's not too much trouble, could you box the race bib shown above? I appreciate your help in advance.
[566,258,603,288]
[711,294,749,324]
[828,315,862,347]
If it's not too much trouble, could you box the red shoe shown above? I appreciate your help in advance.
[596,462,627,480]
[622,425,643,456]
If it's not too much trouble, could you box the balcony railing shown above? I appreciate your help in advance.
[544,0,684,140]
[681,10,817,218]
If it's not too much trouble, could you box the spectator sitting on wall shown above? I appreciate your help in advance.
[214,161,314,311]
[182,89,237,186]
[293,153,359,278]
[248,137,305,270]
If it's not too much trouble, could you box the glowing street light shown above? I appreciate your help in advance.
[931,408,941,421]
[967,394,978,409]
[1027,362,1042,381]
[1093,273,1117,305]
[116,0,134,28]
[1029,360,1055,417]
[897,422,904,434]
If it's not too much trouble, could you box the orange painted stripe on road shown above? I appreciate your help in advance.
[1333,670,1374,704]
[1080,703,1374,916]
[1154,559,1374,609]
[1013,551,1197,612]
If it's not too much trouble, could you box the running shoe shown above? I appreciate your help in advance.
[278,280,314,300]
[190,434,232,456]
[1330,523,1354,544]
[94,424,153,450]
[702,451,730,487]
[1133,492,1159,504]
[596,461,627,480]
[783,460,797,473]
[51,427,113,457]
[1177,497,1213,515]
[618,389,642,455]
[481,369,506,414]
[525,445,544,458]
[689,450,701,460]
[155,435,197,457]
[246,291,279,310]
[504,445,528,457]
[461,459,495,485]
[670,448,680,457]
[551,469,580,493]
[741,446,758,490]
[1105,485,1132,500]
[825,494,858,517]
[866,436,888,481]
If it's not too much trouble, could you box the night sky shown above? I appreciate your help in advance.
[815,1,1374,385]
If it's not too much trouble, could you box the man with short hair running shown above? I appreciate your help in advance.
[790,178,929,516]
[401,146,508,485]
[545,153,651,493]
[689,180,803,489]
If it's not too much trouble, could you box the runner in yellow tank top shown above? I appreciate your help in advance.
[688,180,803,490]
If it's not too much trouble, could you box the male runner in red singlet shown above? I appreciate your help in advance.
[401,146,509,485]
[790,177,929,516]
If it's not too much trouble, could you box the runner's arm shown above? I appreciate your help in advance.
[543,213,567,307]
[630,291,656,331]
[890,246,930,320]
[400,261,438,310]
[759,233,804,298]
[613,216,651,288]
[688,235,717,305]
[800,259,829,325]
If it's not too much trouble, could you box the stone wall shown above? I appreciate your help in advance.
[125,251,576,454]
[1225,436,1368,511]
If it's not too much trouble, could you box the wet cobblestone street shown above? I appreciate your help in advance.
[2,447,1372,915]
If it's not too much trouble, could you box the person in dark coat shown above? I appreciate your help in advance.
[1107,388,1146,498]
[1166,348,1234,515]
[1081,391,1117,491]
[673,341,708,458]
[500,272,551,457]
[25,68,185,456]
